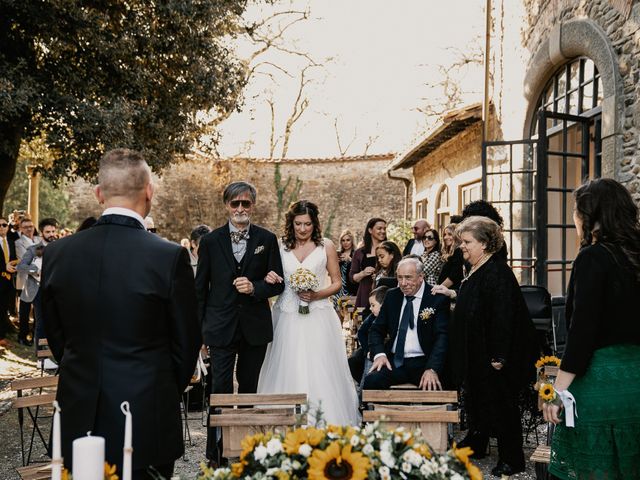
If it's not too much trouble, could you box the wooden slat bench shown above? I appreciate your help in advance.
[531,445,551,480]
[362,390,459,453]
[11,376,59,466]
[16,463,52,480]
[209,393,307,458]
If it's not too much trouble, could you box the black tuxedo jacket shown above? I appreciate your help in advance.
[42,214,201,471]
[195,223,284,347]
[368,284,450,374]
[403,238,418,256]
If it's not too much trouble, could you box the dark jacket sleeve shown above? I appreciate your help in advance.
[425,295,450,374]
[252,233,285,300]
[560,248,606,375]
[403,240,413,256]
[349,248,364,283]
[41,247,65,362]
[169,247,202,392]
[194,235,211,324]
[368,298,392,357]
[357,314,376,353]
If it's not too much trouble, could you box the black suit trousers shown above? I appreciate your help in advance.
[206,325,268,460]
[362,355,427,389]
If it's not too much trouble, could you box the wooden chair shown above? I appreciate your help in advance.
[530,444,551,480]
[362,390,459,453]
[36,339,56,376]
[16,463,53,480]
[11,376,59,467]
[209,393,307,458]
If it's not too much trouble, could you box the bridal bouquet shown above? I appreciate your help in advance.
[289,268,319,314]
[199,422,482,480]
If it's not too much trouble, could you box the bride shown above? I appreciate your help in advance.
[257,200,360,426]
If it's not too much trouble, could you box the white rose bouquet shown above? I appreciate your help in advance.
[289,267,320,314]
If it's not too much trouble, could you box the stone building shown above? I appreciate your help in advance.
[391,0,640,298]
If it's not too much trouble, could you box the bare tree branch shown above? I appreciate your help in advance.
[363,133,380,157]
[280,64,317,159]
[334,118,357,157]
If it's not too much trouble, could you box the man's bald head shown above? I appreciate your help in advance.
[98,148,151,200]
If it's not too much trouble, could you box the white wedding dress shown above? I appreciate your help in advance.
[257,242,361,426]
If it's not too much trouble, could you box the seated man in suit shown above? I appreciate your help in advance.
[363,257,449,390]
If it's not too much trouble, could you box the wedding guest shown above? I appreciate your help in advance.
[337,229,357,297]
[543,179,640,479]
[364,257,449,391]
[15,217,40,346]
[189,224,211,276]
[350,217,386,308]
[420,228,444,285]
[403,219,430,256]
[461,200,507,259]
[432,216,537,476]
[348,285,389,385]
[0,217,17,349]
[374,240,401,288]
[42,148,200,479]
[437,223,464,289]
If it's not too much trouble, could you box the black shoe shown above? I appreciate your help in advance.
[457,431,489,459]
[491,460,525,477]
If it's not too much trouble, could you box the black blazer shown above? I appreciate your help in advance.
[403,238,419,256]
[195,223,284,347]
[0,235,16,290]
[368,285,450,374]
[42,214,201,471]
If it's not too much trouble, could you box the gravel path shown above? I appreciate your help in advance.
[0,338,544,479]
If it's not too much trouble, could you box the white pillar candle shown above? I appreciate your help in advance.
[72,433,105,480]
[120,401,133,480]
[51,401,62,480]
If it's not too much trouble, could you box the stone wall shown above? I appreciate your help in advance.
[522,0,640,203]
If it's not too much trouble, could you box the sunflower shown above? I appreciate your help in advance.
[413,443,432,459]
[240,432,266,460]
[308,442,370,480]
[284,427,326,454]
[453,445,482,480]
[104,463,118,480]
[231,461,246,476]
[539,383,556,402]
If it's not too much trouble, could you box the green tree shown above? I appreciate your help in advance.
[0,0,249,212]
[386,219,413,250]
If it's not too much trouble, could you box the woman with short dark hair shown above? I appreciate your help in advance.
[544,178,640,479]
[432,215,538,476]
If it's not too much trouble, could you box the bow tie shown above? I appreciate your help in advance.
[230,229,248,244]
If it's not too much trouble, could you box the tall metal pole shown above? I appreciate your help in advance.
[483,0,492,142]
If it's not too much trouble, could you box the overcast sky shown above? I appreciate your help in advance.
[215,0,494,159]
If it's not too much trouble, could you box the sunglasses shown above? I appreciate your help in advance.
[0,223,8,228]
[424,235,435,241]
[229,200,252,209]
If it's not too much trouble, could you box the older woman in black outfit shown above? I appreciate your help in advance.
[543,179,640,479]
[433,216,537,477]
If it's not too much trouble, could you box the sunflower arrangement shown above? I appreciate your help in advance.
[62,462,119,480]
[289,268,320,314]
[535,355,561,370]
[538,382,560,405]
[198,422,482,480]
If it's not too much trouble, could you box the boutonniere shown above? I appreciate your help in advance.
[254,245,265,254]
[419,307,436,322]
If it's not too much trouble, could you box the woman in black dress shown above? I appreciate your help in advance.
[349,217,386,308]
[432,216,537,476]
[437,223,464,289]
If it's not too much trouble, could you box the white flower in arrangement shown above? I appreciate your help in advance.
[288,268,320,314]
[380,439,392,452]
[393,434,403,443]
[362,443,374,455]
[401,462,412,473]
[380,449,396,468]
[298,443,312,457]
[253,444,267,462]
[266,438,283,456]
[212,468,230,479]
[402,431,412,442]
[291,460,302,470]
[402,449,423,467]
[266,468,279,476]
[378,466,391,480]
[280,458,292,472]
[451,473,465,480]
[363,423,375,436]
[367,435,375,443]
[350,434,360,446]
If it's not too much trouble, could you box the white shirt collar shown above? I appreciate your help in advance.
[229,221,251,234]
[102,207,146,228]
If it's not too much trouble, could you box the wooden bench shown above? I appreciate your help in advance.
[362,390,459,453]
[16,463,52,480]
[36,339,57,375]
[11,376,59,466]
[531,445,551,480]
[209,393,307,458]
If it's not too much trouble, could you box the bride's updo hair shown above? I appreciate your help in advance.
[282,200,324,251]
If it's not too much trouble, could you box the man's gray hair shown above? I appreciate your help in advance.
[398,256,424,275]
[223,181,257,204]
[98,148,151,199]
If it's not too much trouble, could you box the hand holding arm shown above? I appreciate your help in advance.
[542,369,576,424]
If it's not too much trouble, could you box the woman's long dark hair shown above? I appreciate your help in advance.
[282,200,323,251]
[375,241,402,276]
[574,178,640,279]
[362,217,386,253]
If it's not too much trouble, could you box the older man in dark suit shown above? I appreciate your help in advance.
[195,181,284,463]
[363,257,449,390]
[42,148,201,480]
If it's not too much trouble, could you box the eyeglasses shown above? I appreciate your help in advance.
[0,223,8,228]
[424,235,435,241]
[229,200,252,209]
